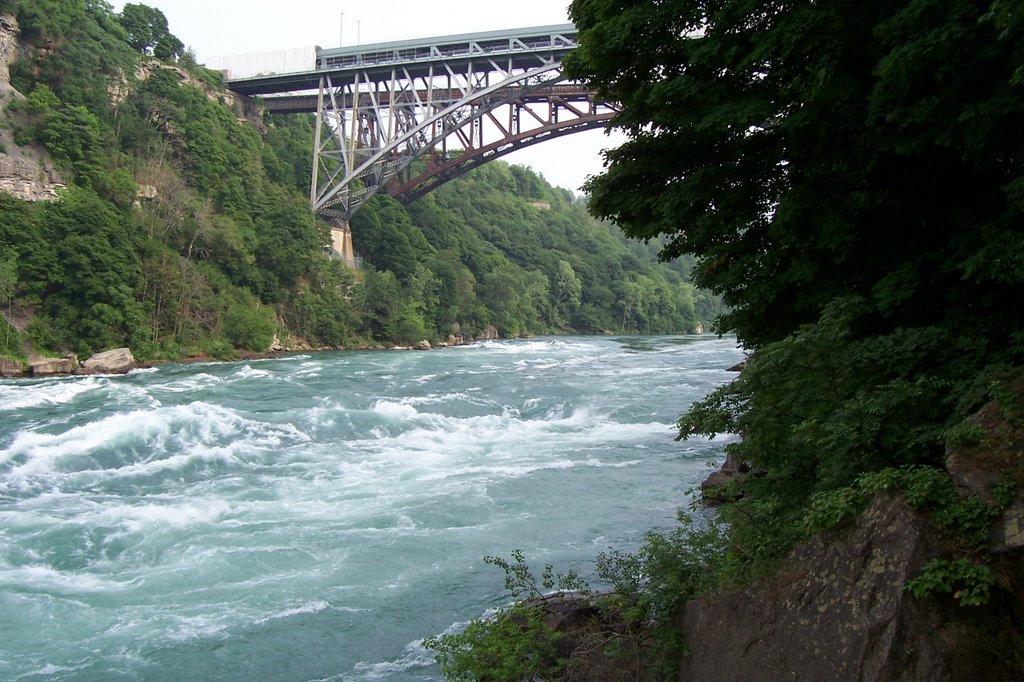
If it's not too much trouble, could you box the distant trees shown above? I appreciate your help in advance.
[0,0,716,362]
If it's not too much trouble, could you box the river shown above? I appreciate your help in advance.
[0,335,742,681]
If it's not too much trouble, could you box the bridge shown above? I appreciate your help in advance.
[223,24,616,262]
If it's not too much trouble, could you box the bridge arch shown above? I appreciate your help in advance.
[227,25,616,224]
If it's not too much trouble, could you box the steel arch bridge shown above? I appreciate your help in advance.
[225,24,616,259]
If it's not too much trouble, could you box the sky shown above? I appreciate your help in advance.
[109,0,625,194]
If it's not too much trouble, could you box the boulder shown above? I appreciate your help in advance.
[30,356,77,376]
[477,325,499,341]
[81,347,135,374]
[415,339,432,350]
[699,451,750,505]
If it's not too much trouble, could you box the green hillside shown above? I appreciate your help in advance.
[0,0,721,365]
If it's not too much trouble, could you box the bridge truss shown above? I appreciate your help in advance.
[299,25,617,220]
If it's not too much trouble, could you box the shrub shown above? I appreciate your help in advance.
[223,303,276,352]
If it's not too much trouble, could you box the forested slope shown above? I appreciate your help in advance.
[0,0,720,367]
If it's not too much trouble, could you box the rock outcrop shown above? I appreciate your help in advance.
[679,377,1024,681]
[1,13,18,84]
[699,451,750,504]
[0,13,66,202]
[0,356,26,377]
[477,325,499,341]
[29,355,78,376]
[679,493,954,680]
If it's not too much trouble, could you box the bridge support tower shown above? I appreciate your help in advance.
[327,219,356,267]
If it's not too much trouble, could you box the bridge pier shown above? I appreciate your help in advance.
[327,219,357,267]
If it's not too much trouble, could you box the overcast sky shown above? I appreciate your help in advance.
[109,0,623,194]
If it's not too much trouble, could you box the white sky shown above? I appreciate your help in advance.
[109,0,624,194]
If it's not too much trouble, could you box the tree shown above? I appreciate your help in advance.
[568,0,1024,493]
[118,3,181,60]
[7,0,84,43]
[0,248,17,355]
[568,0,1024,348]
[551,260,582,327]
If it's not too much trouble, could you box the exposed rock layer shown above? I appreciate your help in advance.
[0,13,66,201]
[0,13,17,84]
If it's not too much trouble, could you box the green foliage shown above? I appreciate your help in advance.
[118,3,182,60]
[571,0,1024,570]
[42,105,105,185]
[487,549,591,601]
[6,0,84,43]
[804,466,1001,551]
[569,0,1024,348]
[284,262,357,345]
[595,519,724,671]
[0,248,16,309]
[2,0,716,364]
[424,551,588,682]
[905,558,996,607]
[680,298,982,495]
[0,247,20,358]
[223,301,276,352]
[425,604,564,682]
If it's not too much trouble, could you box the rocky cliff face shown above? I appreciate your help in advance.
[679,494,952,680]
[0,13,65,202]
[677,384,1024,681]
[0,13,18,84]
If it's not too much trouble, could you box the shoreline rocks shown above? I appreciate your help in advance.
[699,451,751,505]
[0,335,480,380]
[29,355,78,376]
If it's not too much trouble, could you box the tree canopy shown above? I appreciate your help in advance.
[567,0,1024,521]
[568,0,1024,350]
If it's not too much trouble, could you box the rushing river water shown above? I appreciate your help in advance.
[0,335,742,681]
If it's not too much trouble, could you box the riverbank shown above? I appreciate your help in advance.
[0,331,484,380]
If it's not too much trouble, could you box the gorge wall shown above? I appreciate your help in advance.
[0,13,65,202]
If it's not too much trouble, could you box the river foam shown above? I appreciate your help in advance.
[0,335,743,681]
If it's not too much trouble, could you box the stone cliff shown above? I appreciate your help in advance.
[0,13,65,202]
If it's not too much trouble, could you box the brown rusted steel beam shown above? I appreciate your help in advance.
[388,110,616,203]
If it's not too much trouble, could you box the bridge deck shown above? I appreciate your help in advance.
[261,84,595,114]
[225,24,577,96]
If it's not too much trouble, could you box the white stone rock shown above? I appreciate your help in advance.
[82,348,136,373]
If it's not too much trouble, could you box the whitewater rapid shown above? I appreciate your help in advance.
[0,335,742,680]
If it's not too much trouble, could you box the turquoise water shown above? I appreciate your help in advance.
[0,335,743,680]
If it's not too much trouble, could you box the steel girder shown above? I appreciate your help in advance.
[310,56,615,220]
[389,86,618,204]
